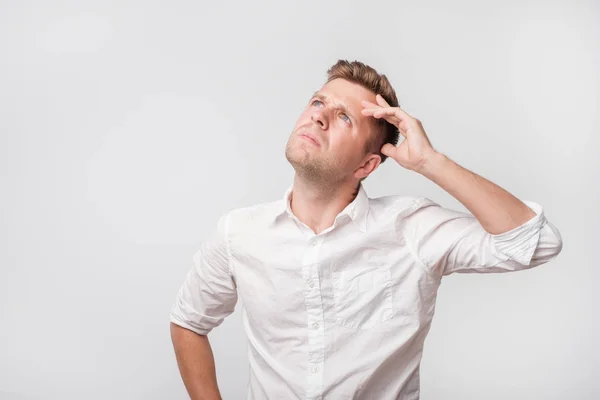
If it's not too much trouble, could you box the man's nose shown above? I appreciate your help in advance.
[311,110,328,130]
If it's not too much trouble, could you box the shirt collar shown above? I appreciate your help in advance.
[273,183,369,232]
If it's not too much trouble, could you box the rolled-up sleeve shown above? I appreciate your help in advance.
[169,212,238,335]
[401,197,563,276]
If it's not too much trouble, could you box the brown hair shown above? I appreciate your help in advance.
[325,59,400,166]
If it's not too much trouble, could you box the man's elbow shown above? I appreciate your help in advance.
[548,221,564,259]
[535,221,563,266]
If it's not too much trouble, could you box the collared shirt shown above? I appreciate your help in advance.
[170,183,563,399]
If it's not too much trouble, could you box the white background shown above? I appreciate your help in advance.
[1,0,598,399]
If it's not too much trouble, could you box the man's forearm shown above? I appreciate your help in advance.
[170,322,222,400]
[416,151,536,235]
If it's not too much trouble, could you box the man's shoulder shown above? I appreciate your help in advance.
[220,197,284,233]
[369,193,439,215]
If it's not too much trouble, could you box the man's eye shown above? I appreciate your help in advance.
[312,100,323,107]
[340,114,351,123]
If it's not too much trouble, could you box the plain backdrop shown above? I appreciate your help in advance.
[1,0,598,399]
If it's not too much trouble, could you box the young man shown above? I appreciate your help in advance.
[169,60,563,400]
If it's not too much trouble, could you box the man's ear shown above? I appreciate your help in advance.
[354,153,382,179]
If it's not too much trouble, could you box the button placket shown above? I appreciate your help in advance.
[302,239,324,399]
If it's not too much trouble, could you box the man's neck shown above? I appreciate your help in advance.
[289,175,360,235]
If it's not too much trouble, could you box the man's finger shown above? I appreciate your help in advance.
[375,94,390,108]
[361,107,377,114]
[373,107,405,120]
[374,112,402,127]
[381,143,397,158]
[361,100,380,109]
[362,99,414,123]
[362,107,398,115]
[362,108,399,122]
[372,107,416,127]
[392,106,414,121]
[367,108,410,138]
[362,108,401,127]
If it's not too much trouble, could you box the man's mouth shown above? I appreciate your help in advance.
[299,133,320,147]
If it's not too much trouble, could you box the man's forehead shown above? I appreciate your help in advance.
[316,80,377,110]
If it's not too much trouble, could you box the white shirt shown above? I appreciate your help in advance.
[170,183,563,400]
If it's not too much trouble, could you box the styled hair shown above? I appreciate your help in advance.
[325,59,400,166]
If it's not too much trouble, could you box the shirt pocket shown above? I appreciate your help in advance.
[331,263,395,330]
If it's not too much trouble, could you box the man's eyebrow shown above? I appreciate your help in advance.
[311,92,354,117]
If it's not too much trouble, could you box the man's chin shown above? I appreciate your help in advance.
[285,147,311,164]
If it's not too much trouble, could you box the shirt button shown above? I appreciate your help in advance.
[310,240,317,246]
[308,281,315,288]
[312,322,319,329]
[311,365,319,373]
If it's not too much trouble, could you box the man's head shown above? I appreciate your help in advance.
[285,59,400,187]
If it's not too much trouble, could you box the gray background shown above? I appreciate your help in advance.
[1,0,598,399]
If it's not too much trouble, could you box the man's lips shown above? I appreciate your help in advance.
[299,133,320,147]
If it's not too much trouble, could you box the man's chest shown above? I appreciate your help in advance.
[230,228,440,333]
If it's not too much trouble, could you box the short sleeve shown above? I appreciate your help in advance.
[169,212,238,335]
[399,198,563,277]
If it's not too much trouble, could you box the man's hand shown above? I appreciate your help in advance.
[361,94,437,173]
[362,95,537,234]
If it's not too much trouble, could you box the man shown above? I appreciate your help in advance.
[169,59,563,400]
